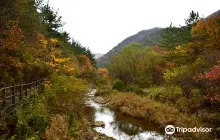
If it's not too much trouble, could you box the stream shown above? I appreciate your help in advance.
[85,89,167,140]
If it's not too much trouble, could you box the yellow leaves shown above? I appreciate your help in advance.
[49,38,58,47]
[44,80,52,88]
[50,53,70,64]
[36,32,48,49]
[54,57,70,63]
[175,45,186,53]
[164,45,187,55]
[97,68,109,77]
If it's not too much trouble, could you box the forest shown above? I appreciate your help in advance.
[0,0,99,139]
[0,0,220,139]
[96,11,220,139]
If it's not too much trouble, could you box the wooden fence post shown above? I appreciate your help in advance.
[40,79,44,94]
[11,84,16,106]
[0,79,45,119]
[19,83,22,102]
[0,83,6,118]
[25,84,28,97]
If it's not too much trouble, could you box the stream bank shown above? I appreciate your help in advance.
[85,89,167,140]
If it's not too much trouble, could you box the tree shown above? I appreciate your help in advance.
[192,15,220,50]
[159,11,201,50]
[109,43,162,87]
[40,3,65,37]
[185,10,200,28]
[97,68,109,77]
[159,23,181,49]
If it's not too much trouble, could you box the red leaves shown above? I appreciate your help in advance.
[194,65,220,104]
[205,94,220,103]
[195,64,220,81]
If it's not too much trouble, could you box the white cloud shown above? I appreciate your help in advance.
[49,0,220,54]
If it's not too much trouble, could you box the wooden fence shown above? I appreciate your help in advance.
[0,78,44,118]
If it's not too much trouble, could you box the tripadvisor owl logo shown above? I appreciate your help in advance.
[165,125,175,134]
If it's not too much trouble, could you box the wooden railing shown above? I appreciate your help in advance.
[0,78,44,118]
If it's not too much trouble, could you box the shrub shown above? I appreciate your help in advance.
[144,86,166,101]
[189,88,203,112]
[109,92,197,127]
[145,85,182,102]
[44,73,88,114]
[112,79,125,91]
[96,76,109,86]
[176,97,190,113]
[16,91,48,139]
[125,84,144,95]
[96,86,113,96]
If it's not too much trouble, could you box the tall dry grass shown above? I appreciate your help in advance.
[46,115,70,140]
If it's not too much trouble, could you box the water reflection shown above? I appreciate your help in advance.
[86,89,165,140]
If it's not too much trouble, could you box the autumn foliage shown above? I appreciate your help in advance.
[0,20,25,50]
[97,68,109,77]
[192,15,220,49]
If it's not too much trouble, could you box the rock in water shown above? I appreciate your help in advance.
[92,121,105,127]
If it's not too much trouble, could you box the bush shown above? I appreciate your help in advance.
[176,97,190,113]
[96,86,113,96]
[108,92,199,127]
[145,85,182,102]
[44,73,88,114]
[125,84,144,95]
[16,91,49,139]
[144,86,166,101]
[96,76,109,87]
[112,79,125,91]
[189,88,203,112]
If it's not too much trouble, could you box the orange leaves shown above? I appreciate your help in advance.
[0,20,24,68]
[97,68,109,77]
[188,42,193,47]
[152,46,162,54]
[192,15,220,49]
[78,55,93,72]
[0,20,25,50]
[0,54,23,68]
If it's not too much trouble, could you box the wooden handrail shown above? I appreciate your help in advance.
[0,78,45,118]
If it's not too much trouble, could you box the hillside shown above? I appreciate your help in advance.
[96,27,163,67]
[96,9,220,68]
[207,9,220,18]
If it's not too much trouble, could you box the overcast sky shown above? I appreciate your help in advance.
[49,0,220,54]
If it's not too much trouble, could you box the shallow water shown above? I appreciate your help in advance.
[85,89,167,140]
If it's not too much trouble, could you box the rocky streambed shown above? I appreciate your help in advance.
[85,89,166,140]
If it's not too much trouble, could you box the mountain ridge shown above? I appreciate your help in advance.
[96,9,220,67]
[96,27,163,67]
